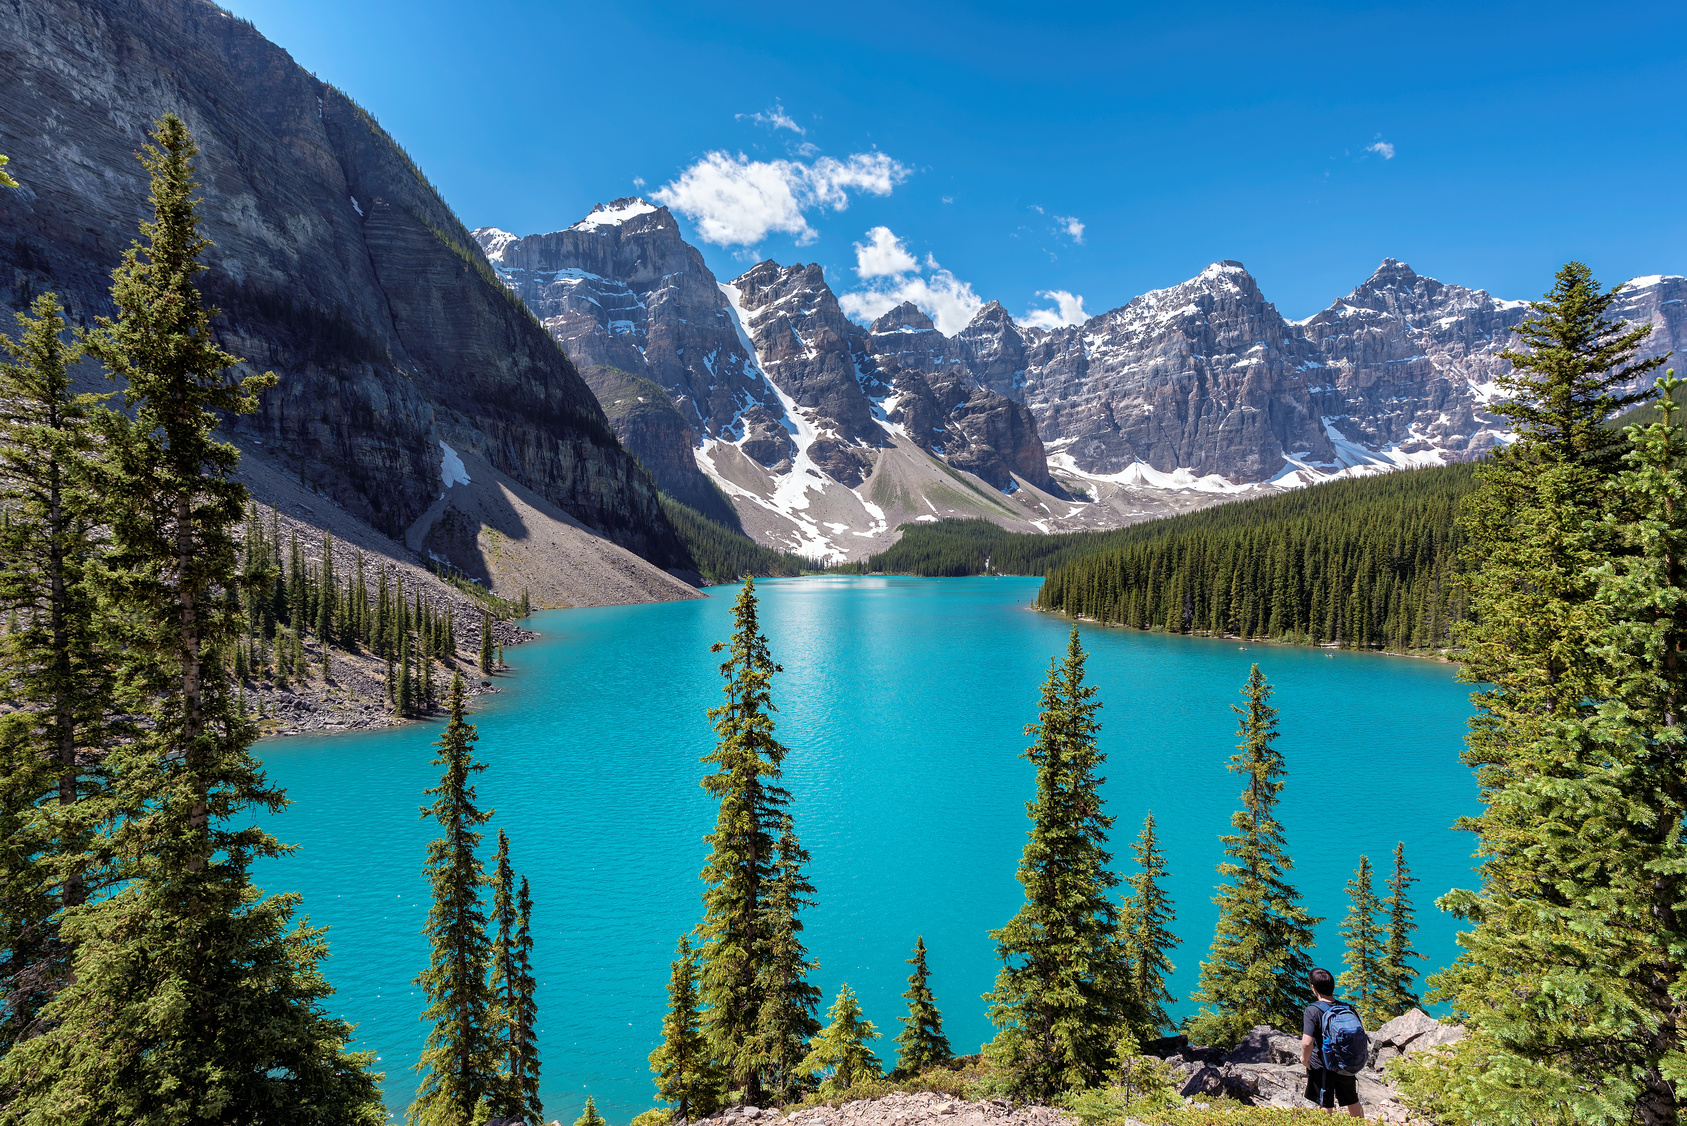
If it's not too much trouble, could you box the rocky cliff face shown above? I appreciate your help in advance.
[472,203,770,524]
[977,259,1685,485]
[0,0,682,564]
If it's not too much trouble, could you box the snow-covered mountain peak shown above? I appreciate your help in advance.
[569,197,660,232]
[471,226,519,265]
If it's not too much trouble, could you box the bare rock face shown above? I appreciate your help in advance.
[473,203,770,524]
[0,0,681,565]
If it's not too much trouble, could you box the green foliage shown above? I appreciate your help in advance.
[986,629,1132,1098]
[893,937,953,1078]
[1187,666,1319,1047]
[511,874,542,1123]
[1374,843,1422,1020]
[0,154,15,189]
[696,578,796,1104]
[0,293,115,1045]
[754,815,823,1103]
[1337,855,1385,1024]
[488,830,538,1123]
[630,1109,676,1126]
[0,113,381,1126]
[650,934,723,1120]
[1121,813,1180,1039]
[800,983,883,1094]
[660,494,810,583]
[1060,1058,1181,1124]
[1402,266,1682,1125]
[479,613,494,674]
[409,671,496,1126]
[574,1094,607,1126]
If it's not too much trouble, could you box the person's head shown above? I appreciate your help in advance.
[1309,968,1335,999]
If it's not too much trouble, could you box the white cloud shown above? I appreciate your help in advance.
[739,102,806,135]
[1057,215,1085,243]
[840,230,983,334]
[652,150,911,246]
[1366,139,1396,160]
[853,226,919,278]
[1021,290,1089,329]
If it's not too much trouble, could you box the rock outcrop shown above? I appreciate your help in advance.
[0,0,683,565]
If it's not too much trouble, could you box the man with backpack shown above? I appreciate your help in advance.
[1300,967,1368,1116]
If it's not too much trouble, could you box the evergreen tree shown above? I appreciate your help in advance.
[696,578,791,1104]
[409,671,496,1126]
[799,984,881,1094]
[985,629,1130,1097]
[1374,842,1421,1020]
[575,1095,606,1126]
[487,829,523,1122]
[892,937,952,1077]
[1188,665,1319,1047]
[753,814,822,1103]
[1120,812,1179,1038]
[480,613,494,674]
[398,625,413,716]
[513,875,542,1125]
[650,935,722,1120]
[0,113,381,1126]
[1338,855,1386,1023]
[0,294,113,1044]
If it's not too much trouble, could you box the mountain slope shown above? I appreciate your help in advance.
[0,0,684,568]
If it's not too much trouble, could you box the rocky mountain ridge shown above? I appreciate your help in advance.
[0,0,688,581]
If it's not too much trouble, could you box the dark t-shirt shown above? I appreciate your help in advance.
[1303,1001,1332,1070]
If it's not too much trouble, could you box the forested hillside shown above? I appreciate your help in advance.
[1036,467,1473,649]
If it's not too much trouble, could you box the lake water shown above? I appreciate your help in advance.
[255,575,1477,1122]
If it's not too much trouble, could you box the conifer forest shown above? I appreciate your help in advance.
[2,97,1687,1126]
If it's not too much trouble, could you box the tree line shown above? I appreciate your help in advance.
[1035,467,1472,650]
[643,581,1427,1117]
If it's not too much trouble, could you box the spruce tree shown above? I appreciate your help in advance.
[753,814,822,1104]
[650,935,722,1120]
[1375,842,1421,1020]
[1407,372,1687,1125]
[799,984,881,1094]
[409,671,496,1126]
[0,293,114,1044]
[575,1095,606,1126]
[1338,855,1385,1024]
[892,937,952,1077]
[985,629,1130,1097]
[1121,811,1179,1039]
[696,578,791,1104]
[513,875,542,1125]
[488,829,523,1122]
[480,613,494,674]
[1188,665,1319,1047]
[0,113,381,1125]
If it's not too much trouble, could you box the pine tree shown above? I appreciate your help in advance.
[0,293,114,1045]
[799,984,881,1094]
[487,829,523,1122]
[513,875,542,1125]
[575,1095,606,1126]
[1374,842,1421,1020]
[409,671,496,1126]
[1121,812,1179,1039]
[985,628,1130,1098]
[696,578,791,1104]
[1338,855,1386,1023]
[753,815,822,1103]
[1188,665,1320,1047]
[892,937,952,1077]
[650,935,722,1120]
[398,625,413,716]
[0,114,381,1125]
[480,613,494,674]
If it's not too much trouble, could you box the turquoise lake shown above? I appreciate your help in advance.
[254,575,1477,1122]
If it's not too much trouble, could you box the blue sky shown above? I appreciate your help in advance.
[224,0,1686,330]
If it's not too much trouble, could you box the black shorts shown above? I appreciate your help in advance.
[1305,1067,1359,1108]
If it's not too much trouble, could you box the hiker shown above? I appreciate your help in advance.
[1300,967,1368,1117]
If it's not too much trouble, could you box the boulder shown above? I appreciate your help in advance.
[1225,1025,1303,1066]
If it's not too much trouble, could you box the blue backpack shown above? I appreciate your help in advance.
[1316,999,1369,1076]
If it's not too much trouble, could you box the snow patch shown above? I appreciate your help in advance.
[439,441,470,493]
[571,200,659,232]
[472,227,519,264]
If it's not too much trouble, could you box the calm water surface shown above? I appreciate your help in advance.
[255,576,1476,1121]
